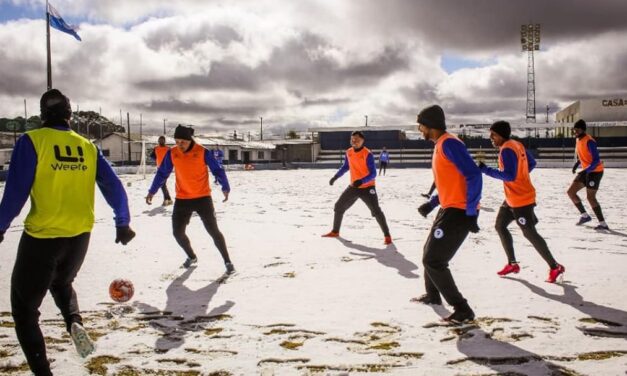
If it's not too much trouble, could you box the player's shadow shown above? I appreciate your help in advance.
[506,277,627,339]
[338,238,419,279]
[599,228,627,238]
[454,326,579,375]
[143,206,168,217]
[135,267,234,352]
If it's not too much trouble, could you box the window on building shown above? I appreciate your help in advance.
[257,151,265,159]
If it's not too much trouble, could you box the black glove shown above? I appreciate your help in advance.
[467,215,480,233]
[352,179,363,188]
[115,226,136,245]
[0,231,4,244]
[329,176,338,186]
[478,161,487,170]
[417,202,434,217]
[420,193,430,199]
[571,164,577,174]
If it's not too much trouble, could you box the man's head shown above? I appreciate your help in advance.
[40,89,72,126]
[416,104,446,142]
[382,146,387,151]
[350,130,365,148]
[573,119,586,137]
[174,124,194,151]
[489,120,511,147]
[158,136,166,146]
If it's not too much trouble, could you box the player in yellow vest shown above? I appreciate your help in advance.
[0,89,135,376]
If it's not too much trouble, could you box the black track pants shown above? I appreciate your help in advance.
[11,232,90,376]
[495,202,557,268]
[422,208,471,310]
[332,185,390,236]
[172,196,231,264]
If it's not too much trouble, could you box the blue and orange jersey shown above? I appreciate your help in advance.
[576,133,603,173]
[0,125,130,236]
[482,139,536,208]
[334,146,376,188]
[148,141,230,199]
[431,133,482,215]
[152,145,169,167]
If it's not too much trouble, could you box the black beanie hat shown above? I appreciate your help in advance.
[490,120,511,139]
[351,130,365,139]
[573,119,586,131]
[417,105,446,130]
[174,124,194,140]
[40,89,71,124]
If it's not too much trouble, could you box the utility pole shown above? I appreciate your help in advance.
[127,112,131,164]
[19,99,26,144]
[139,113,143,140]
[260,117,263,140]
[546,105,549,123]
[364,115,368,127]
[163,118,166,135]
[76,104,80,135]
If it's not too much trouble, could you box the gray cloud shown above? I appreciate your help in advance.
[143,23,242,51]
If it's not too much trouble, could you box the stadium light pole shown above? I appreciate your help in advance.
[521,23,540,123]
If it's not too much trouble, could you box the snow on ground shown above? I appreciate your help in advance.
[0,168,626,375]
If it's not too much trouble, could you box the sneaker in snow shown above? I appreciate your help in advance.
[321,231,339,238]
[70,322,95,358]
[411,293,442,305]
[546,264,565,283]
[576,214,592,225]
[225,262,235,275]
[182,257,197,269]
[384,236,393,245]
[497,263,520,276]
[594,222,610,230]
[444,308,475,325]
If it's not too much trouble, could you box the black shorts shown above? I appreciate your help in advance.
[574,171,603,190]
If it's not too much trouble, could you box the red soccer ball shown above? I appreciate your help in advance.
[109,279,134,303]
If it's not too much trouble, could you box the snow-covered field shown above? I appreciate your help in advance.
[1,168,626,375]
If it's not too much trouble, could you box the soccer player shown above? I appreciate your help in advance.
[378,146,390,176]
[479,121,565,283]
[322,131,392,245]
[567,119,608,230]
[414,104,481,324]
[150,135,173,206]
[146,125,234,273]
[0,89,135,375]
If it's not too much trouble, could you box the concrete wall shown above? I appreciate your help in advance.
[100,135,143,163]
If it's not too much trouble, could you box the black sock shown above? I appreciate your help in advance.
[574,202,586,214]
[592,206,605,222]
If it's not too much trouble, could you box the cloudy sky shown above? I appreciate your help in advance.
[1,0,626,135]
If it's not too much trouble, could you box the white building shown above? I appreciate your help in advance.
[555,97,627,137]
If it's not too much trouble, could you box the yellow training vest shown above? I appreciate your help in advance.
[24,127,98,238]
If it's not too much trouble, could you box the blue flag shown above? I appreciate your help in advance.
[48,3,82,41]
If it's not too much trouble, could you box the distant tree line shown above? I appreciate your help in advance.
[0,111,125,138]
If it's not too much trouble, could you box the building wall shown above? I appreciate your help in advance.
[557,97,627,123]
[100,135,143,163]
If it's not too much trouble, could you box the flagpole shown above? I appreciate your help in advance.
[46,0,52,89]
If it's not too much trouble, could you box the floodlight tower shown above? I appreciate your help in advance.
[521,23,540,123]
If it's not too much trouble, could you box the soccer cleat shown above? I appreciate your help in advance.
[384,236,393,245]
[70,323,95,358]
[594,222,609,230]
[182,257,198,269]
[321,231,340,238]
[444,307,475,325]
[411,293,442,305]
[162,199,173,206]
[225,262,235,275]
[497,263,520,276]
[576,214,592,225]
[546,264,565,283]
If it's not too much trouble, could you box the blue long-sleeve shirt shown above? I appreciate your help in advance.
[584,140,601,173]
[334,149,377,185]
[0,128,130,233]
[148,146,230,195]
[482,148,536,182]
[430,138,482,216]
